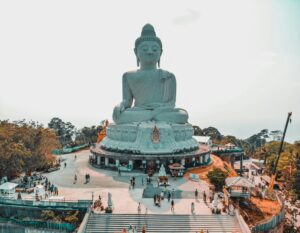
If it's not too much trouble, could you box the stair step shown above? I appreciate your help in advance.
[84,213,243,233]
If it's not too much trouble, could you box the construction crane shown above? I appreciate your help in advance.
[268,112,292,192]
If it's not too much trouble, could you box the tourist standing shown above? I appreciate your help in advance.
[195,189,198,199]
[64,162,66,168]
[171,199,174,212]
[203,191,207,204]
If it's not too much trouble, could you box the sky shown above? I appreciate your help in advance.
[0,0,299,142]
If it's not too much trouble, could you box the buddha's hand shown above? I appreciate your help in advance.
[113,102,125,120]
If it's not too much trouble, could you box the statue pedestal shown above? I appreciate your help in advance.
[100,121,198,154]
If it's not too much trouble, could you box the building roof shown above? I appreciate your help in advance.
[225,143,236,147]
[0,182,18,190]
[168,163,185,170]
[261,175,279,185]
[193,136,211,143]
[225,177,255,188]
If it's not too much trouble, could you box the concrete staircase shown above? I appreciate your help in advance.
[85,213,243,233]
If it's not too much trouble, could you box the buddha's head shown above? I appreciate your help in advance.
[134,24,163,68]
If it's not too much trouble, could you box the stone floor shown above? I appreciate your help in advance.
[42,150,221,215]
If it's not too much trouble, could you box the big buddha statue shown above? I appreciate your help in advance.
[113,24,188,125]
[100,24,198,155]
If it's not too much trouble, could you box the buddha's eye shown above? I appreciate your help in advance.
[142,45,148,52]
[152,46,158,52]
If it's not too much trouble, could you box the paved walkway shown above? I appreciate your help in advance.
[44,150,218,215]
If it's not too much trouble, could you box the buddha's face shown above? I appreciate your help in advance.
[135,41,162,66]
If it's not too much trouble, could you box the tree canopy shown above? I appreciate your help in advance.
[48,117,75,147]
[0,120,59,178]
[207,168,228,191]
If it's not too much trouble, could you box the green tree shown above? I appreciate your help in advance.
[207,168,228,191]
[192,125,203,136]
[48,117,75,147]
[76,125,102,144]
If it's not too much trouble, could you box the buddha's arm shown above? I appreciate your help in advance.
[160,73,176,108]
[168,74,176,108]
[121,73,133,109]
[151,73,176,109]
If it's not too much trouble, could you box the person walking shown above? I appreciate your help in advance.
[195,189,198,200]
[74,154,77,160]
[167,192,171,202]
[64,162,67,168]
[141,177,144,186]
[137,202,141,214]
[74,174,77,184]
[203,191,207,204]
[191,202,195,214]
[118,168,121,176]
[130,177,133,188]
[171,199,174,212]
[171,188,175,199]
[160,190,164,200]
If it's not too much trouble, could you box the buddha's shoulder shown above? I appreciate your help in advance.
[159,69,175,79]
[122,70,139,78]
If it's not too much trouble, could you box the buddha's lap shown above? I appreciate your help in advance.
[117,108,188,123]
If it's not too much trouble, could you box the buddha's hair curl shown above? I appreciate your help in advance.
[135,24,162,50]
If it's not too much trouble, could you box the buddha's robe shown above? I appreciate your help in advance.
[113,69,188,124]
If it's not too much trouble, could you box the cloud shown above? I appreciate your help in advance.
[172,9,200,25]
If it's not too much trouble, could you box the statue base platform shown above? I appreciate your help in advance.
[100,122,199,154]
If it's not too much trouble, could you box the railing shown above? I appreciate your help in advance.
[235,209,252,233]
[52,143,89,155]
[251,195,285,233]
[185,157,212,169]
[10,218,75,232]
[0,198,91,209]
[212,148,244,155]
[77,205,92,233]
[228,191,250,198]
